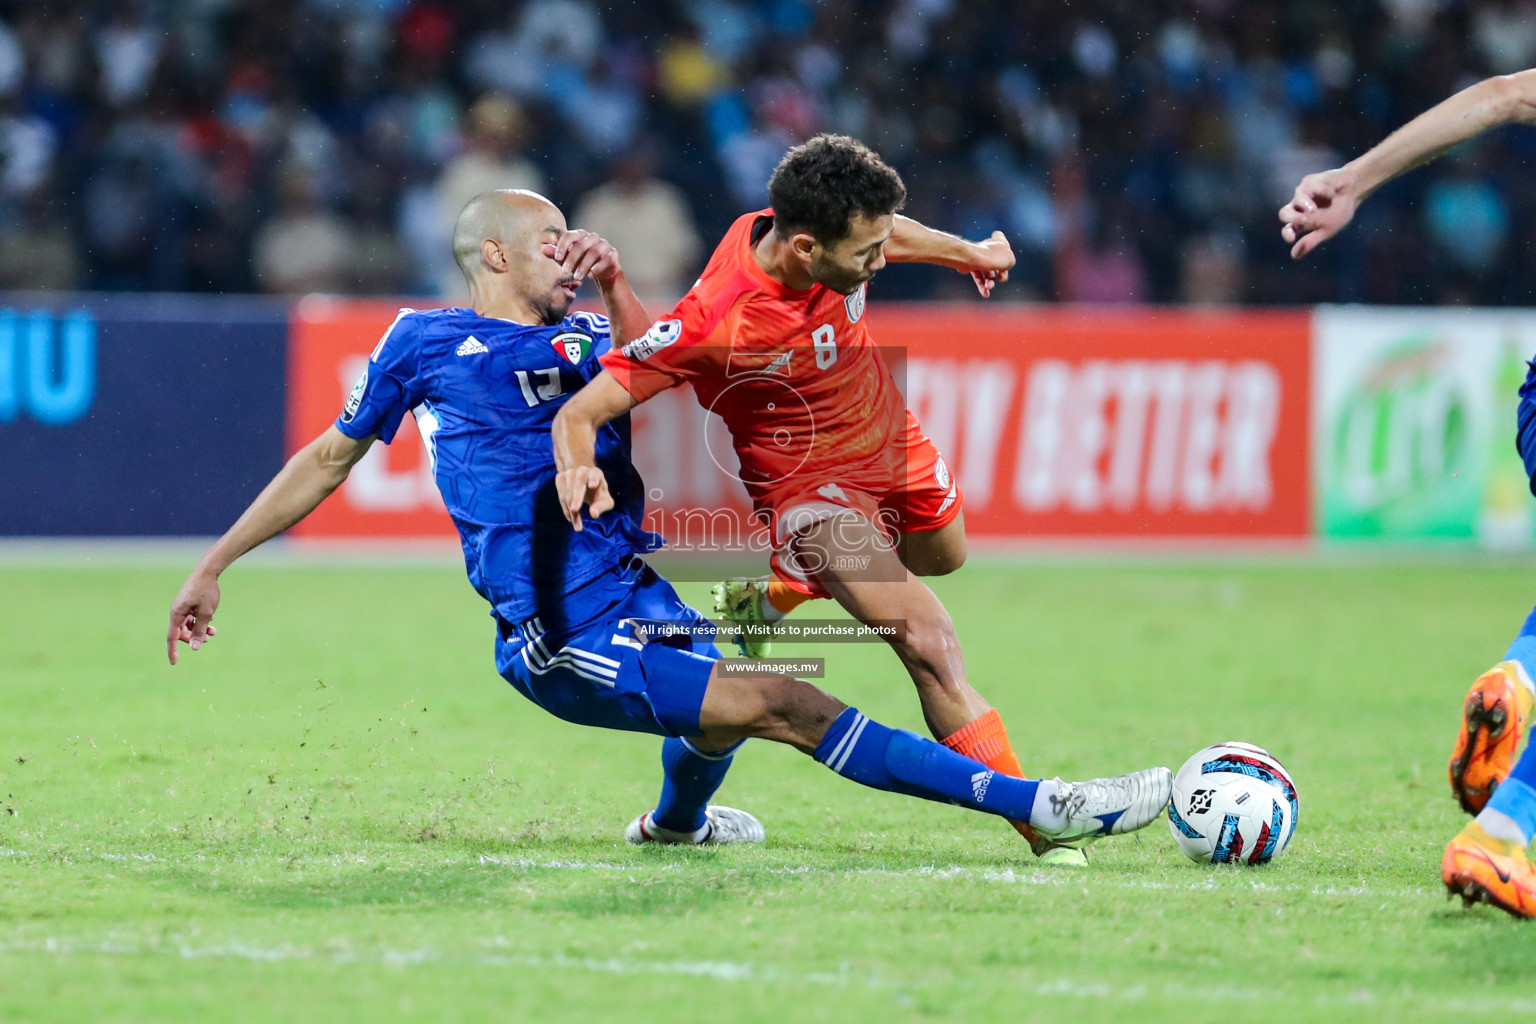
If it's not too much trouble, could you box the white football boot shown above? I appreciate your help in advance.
[1042,767,1173,844]
[625,805,766,845]
[710,578,774,658]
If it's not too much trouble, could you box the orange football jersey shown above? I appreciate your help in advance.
[600,210,909,503]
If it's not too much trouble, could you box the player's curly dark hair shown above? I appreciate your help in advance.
[768,134,907,245]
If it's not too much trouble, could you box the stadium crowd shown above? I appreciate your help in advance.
[1,0,1534,304]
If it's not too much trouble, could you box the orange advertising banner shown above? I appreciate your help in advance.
[876,306,1312,537]
[287,300,1310,540]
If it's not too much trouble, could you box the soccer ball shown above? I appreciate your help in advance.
[1167,742,1298,865]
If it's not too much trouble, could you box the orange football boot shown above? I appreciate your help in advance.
[1442,821,1536,919]
[1449,662,1535,815]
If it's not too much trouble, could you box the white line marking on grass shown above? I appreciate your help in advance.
[2,847,1424,901]
[475,854,1426,900]
[4,937,1536,1013]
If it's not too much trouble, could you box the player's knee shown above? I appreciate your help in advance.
[746,675,842,748]
[901,532,966,577]
[915,546,966,576]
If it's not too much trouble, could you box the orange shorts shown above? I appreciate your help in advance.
[758,414,962,597]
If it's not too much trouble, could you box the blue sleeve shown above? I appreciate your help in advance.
[336,310,426,444]
[569,311,613,383]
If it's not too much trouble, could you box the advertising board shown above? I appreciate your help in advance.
[1314,307,1536,545]
[0,295,288,535]
[285,302,1312,543]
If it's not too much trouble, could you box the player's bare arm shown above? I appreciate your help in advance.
[551,371,638,531]
[543,229,650,345]
[884,216,1015,296]
[1281,69,1536,259]
[167,426,375,664]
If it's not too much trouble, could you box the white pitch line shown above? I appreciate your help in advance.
[3,937,1535,1013]
[0,847,1427,900]
[474,854,1426,900]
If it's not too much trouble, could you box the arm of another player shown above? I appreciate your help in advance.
[1281,69,1536,259]
[883,216,1015,297]
[166,426,376,664]
[551,371,639,532]
[543,229,650,346]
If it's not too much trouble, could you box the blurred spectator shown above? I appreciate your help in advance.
[657,24,728,106]
[573,144,702,300]
[344,169,413,295]
[1423,159,1510,275]
[0,180,80,291]
[1058,219,1148,304]
[2,0,1536,305]
[252,165,352,294]
[94,7,162,108]
[1472,0,1536,74]
[1180,231,1248,305]
[429,93,545,296]
[0,98,55,199]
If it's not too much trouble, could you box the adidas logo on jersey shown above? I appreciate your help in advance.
[763,351,792,374]
[970,770,993,803]
[456,336,488,356]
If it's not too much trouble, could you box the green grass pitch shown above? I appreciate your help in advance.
[5,555,1536,1022]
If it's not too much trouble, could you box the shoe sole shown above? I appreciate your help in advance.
[710,581,771,658]
[1444,866,1534,918]
[1449,680,1520,815]
[626,807,766,846]
[1035,845,1089,867]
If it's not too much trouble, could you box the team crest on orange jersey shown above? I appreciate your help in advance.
[844,282,867,323]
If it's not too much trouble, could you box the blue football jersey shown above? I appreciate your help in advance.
[335,307,662,630]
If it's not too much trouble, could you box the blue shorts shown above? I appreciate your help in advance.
[1520,360,1536,496]
[494,561,722,738]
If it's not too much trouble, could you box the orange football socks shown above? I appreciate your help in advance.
[942,708,1053,849]
[765,580,816,618]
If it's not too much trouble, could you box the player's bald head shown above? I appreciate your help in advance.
[452,189,564,281]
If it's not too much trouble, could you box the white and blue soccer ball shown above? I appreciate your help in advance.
[1167,742,1298,865]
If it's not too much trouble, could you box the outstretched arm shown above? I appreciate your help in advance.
[551,371,639,531]
[167,426,375,664]
[884,216,1015,297]
[1281,70,1536,259]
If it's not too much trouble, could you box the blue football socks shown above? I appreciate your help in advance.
[651,736,742,834]
[1504,603,1536,685]
[812,707,1060,828]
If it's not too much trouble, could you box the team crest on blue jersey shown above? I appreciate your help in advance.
[844,282,867,323]
[342,367,367,422]
[552,330,593,365]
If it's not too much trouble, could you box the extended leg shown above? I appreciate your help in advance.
[789,514,1083,861]
[693,665,1170,843]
